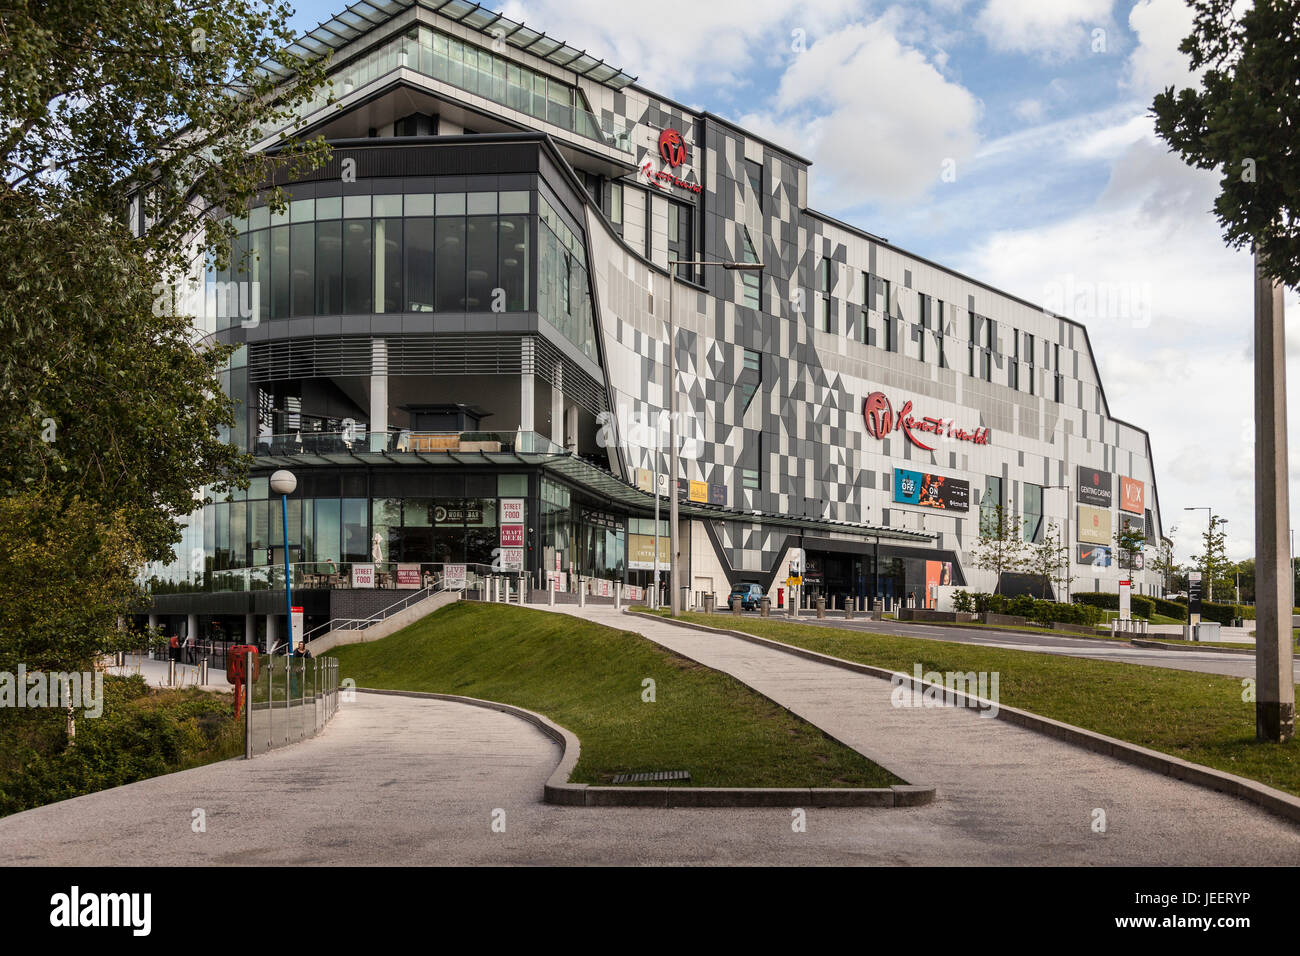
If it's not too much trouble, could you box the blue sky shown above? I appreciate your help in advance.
[286,0,1300,566]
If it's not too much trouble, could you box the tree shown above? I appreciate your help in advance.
[1152,0,1299,743]
[1114,517,1147,576]
[0,1,331,675]
[1027,521,1070,600]
[1189,514,1230,603]
[1151,534,1181,596]
[969,505,1028,594]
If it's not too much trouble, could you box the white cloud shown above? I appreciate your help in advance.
[975,0,1113,61]
[500,0,860,94]
[1014,98,1044,122]
[739,14,981,207]
[1124,0,1198,99]
[956,122,1300,561]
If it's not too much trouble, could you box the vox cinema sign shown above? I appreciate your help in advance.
[862,391,990,452]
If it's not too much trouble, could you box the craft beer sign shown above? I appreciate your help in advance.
[862,391,990,451]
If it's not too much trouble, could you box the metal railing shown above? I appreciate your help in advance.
[251,428,564,457]
[302,561,491,643]
[146,560,494,595]
[245,653,340,757]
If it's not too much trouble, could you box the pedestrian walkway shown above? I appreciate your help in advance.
[106,654,229,692]
[541,604,1300,858]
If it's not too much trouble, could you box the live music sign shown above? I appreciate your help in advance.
[862,391,991,452]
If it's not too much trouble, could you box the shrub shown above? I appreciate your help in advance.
[952,590,974,613]
[1072,592,1155,620]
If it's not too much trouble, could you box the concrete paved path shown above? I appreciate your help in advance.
[3,609,1298,865]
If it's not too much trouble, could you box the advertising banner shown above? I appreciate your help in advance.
[351,563,375,588]
[497,548,523,572]
[1119,580,1131,620]
[434,501,486,525]
[444,564,467,589]
[396,564,422,588]
[628,534,670,571]
[1077,544,1112,566]
[1116,513,1145,538]
[1120,476,1145,515]
[893,469,971,512]
[1077,505,1112,544]
[1188,571,1203,618]
[500,499,524,524]
[635,468,653,492]
[291,606,303,649]
[1076,466,1113,508]
[499,524,525,547]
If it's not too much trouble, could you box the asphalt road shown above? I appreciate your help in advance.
[706,612,1300,680]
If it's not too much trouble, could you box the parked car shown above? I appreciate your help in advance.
[729,583,764,610]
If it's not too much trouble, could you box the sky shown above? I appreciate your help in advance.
[289,0,1300,566]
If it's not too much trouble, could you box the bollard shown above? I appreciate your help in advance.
[816,597,826,619]
[199,656,208,686]
[168,659,176,687]
[760,596,770,618]
[732,595,742,616]
[549,583,555,606]
[615,582,622,610]
[579,582,586,608]
[845,601,854,621]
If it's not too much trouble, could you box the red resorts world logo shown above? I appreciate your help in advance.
[862,391,991,452]
[658,128,687,167]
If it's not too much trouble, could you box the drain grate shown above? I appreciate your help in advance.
[610,770,692,784]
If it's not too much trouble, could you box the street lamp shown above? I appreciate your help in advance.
[1185,507,1226,601]
[270,469,297,653]
[1043,483,1071,601]
[667,257,764,617]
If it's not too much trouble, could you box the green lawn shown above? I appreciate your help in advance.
[330,601,900,789]
[639,610,1300,797]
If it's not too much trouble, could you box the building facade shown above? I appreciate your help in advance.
[145,0,1166,643]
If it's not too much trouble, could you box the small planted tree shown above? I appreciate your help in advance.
[1189,514,1230,603]
[969,505,1027,594]
[1114,517,1147,576]
[1028,521,1070,600]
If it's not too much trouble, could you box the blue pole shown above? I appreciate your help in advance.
[282,493,293,656]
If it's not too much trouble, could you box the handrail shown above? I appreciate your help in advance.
[304,576,460,643]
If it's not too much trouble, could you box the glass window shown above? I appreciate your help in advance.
[249,206,269,231]
[1024,483,1044,543]
[608,183,622,224]
[315,220,342,315]
[341,498,368,563]
[405,194,435,217]
[342,219,373,313]
[373,194,402,217]
[498,474,528,496]
[499,191,529,215]
[374,218,402,314]
[343,195,371,219]
[466,191,496,215]
[980,476,1003,535]
[498,214,529,311]
[249,230,269,325]
[405,217,435,312]
[290,199,314,222]
[465,215,496,311]
[436,193,466,216]
[290,222,314,316]
[745,159,763,207]
[435,218,467,311]
[316,196,342,220]
[741,228,760,309]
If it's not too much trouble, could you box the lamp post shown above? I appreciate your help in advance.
[667,257,764,617]
[270,469,297,654]
[1044,483,1071,601]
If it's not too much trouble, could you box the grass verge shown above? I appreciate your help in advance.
[331,601,900,789]
[637,609,1300,798]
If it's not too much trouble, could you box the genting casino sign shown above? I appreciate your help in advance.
[642,128,703,195]
[863,391,991,452]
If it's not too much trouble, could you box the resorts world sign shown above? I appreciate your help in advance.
[862,392,991,452]
[642,128,703,195]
